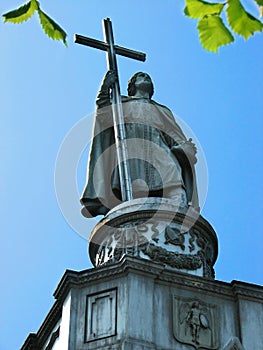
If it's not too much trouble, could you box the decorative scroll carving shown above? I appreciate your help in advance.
[89,200,218,279]
[189,229,196,252]
[96,221,203,270]
[173,297,218,349]
[96,223,150,265]
[92,208,217,279]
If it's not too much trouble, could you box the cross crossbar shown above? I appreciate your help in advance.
[74,34,146,62]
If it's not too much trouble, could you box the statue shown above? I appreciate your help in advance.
[81,71,199,217]
[76,19,217,280]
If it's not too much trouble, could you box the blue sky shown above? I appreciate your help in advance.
[1,1,262,349]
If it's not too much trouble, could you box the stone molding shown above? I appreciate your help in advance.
[231,280,263,301]
[85,288,117,342]
[54,257,263,303]
[21,257,263,350]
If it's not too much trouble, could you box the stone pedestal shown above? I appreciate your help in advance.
[89,198,218,279]
[21,200,263,350]
[21,256,263,350]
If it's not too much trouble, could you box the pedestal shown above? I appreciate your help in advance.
[89,198,218,279]
[21,256,263,350]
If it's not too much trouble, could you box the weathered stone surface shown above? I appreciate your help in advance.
[222,336,245,350]
[89,198,218,279]
[21,256,263,350]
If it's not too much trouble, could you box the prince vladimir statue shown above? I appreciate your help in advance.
[81,71,199,217]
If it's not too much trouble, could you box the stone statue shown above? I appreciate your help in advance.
[81,71,199,217]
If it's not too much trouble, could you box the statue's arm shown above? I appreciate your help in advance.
[171,139,197,165]
[160,107,197,165]
[96,71,117,108]
[163,131,197,165]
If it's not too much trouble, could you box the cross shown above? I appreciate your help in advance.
[74,18,146,202]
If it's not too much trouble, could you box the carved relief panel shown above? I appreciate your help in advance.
[173,296,218,349]
[85,289,117,342]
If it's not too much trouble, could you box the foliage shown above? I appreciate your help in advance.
[2,0,38,24]
[38,9,67,45]
[185,0,263,51]
[2,0,263,52]
[226,0,263,39]
[197,15,234,52]
[3,0,67,46]
[184,0,224,18]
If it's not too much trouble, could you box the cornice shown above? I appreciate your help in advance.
[22,256,263,349]
[54,256,263,303]
[21,333,38,350]
[231,280,263,301]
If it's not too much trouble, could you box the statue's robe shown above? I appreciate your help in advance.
[81,97,198,217]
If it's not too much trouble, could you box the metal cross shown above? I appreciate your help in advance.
[74,18,146,202]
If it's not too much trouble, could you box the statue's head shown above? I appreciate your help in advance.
[127,72,154,98]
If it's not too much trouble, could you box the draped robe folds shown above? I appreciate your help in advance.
[81,97,199,217]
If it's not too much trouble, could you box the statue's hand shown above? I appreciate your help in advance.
[96,71,117,108]
[172,139,197,164]
[102,70,117,90]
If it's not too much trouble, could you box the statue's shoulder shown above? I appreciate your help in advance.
[151,100,173,113]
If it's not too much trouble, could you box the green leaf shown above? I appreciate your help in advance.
[198,15,234,52]
[227,0,263,39]
[3,0,39,24]
[38,9,67,46]
[184,0,225,19]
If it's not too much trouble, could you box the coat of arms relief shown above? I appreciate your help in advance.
[173,296,218,349]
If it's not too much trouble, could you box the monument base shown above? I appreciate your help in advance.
[89,198,218,279]
[21,256,263,350]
